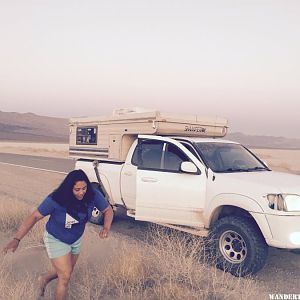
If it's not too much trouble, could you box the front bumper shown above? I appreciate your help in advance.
[264,214,300,249]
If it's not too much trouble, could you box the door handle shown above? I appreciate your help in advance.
[124,171,133,176]
[141,177,158,183]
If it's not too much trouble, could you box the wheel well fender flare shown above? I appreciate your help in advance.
[91,174,114,205]
[205,194,272,242]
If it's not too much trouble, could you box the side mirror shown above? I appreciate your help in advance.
[180,161,198,174]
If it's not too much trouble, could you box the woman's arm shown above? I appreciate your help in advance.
[3,209,45,254]
[99,206,113,239]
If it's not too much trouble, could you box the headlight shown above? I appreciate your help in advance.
[266,194,300,212]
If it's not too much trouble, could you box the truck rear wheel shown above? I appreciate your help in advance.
[89,183,104,225]
[89,207,104,225]
[210,216,268,277]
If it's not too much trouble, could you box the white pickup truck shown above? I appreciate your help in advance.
[75,134,300,277]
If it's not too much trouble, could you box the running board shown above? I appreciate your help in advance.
[126,210,208,237]
[155,223,208,237]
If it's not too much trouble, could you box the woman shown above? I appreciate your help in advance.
[3,169,113,300]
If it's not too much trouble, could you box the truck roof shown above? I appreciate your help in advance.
[172,136,239,144]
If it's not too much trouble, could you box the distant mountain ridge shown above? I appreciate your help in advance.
[0,111,68,142]
[227,132,300,149]
[0,111,300,148]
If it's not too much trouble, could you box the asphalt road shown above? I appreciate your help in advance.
[0,152,75,173]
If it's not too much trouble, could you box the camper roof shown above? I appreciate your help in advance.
[69,108,228,129]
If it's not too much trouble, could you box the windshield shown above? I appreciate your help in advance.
[195,142,269,173]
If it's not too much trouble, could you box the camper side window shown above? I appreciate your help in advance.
[76,127,97,145]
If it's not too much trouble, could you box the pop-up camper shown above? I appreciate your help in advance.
[69,108,228,161]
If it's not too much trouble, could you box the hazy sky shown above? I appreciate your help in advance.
[0,0,300,137]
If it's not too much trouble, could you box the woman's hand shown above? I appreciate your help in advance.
[99,227,109,239]
[2,210,44,255]
[3,239,20,254]
[99,206,113,239]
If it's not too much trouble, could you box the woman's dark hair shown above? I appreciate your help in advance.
[51,169,94,211]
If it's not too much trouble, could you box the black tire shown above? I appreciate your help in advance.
[89,183,104,225]
[209,216,268,277]
[89,206,104,225]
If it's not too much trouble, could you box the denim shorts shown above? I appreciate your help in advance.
[43,231,82,259]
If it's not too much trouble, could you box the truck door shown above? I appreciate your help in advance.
[120,140,138,209]
[135,136,206,227]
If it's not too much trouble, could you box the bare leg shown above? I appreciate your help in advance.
[37,253,79,298]
[51,252,74,300]
[71,253,79,268]
[38,253,79,296]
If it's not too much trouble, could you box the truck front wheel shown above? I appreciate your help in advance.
[210,216,268,277]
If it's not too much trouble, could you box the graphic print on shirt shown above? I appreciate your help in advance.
[65,213,79,228]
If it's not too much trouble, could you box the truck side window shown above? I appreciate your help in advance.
[132,140,164,170]
[163,143,190,172]
[181,142,199,159]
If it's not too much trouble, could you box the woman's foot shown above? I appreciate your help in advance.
[37,270,58,298]
[37,275,48,297]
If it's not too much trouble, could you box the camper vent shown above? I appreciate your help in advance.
[113,107,155,116]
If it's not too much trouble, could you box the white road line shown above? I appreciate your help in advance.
[0,161,68,174]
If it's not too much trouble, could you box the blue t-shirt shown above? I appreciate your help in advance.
[38,190,109,244]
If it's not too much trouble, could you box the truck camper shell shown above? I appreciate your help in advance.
[69,108,228,161]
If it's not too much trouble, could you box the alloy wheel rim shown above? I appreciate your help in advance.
[219,230,247,264]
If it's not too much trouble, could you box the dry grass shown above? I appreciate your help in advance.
[0,196,260,300]
[71,226,260,300]
[0,196,47,300]
[69,251,106,300]
[0,194,45,247]
[0,193,33,232]
[0,261,36,300]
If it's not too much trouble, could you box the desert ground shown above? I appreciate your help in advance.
[0,142,300,299]
[0,142,69,159]
[253,148,300,175]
